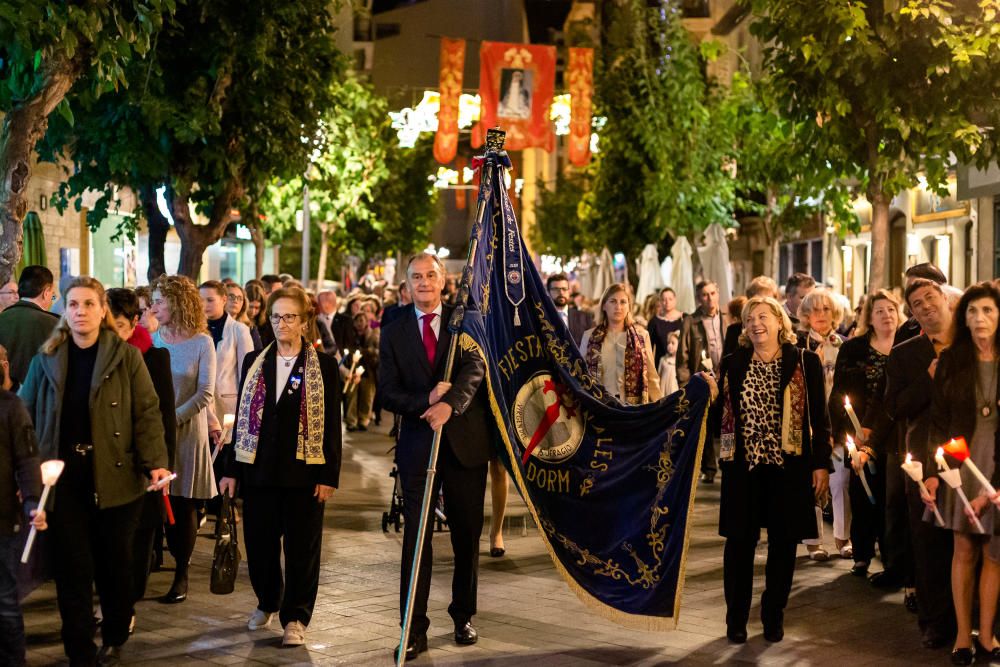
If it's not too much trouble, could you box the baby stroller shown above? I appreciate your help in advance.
[382,446,448,533]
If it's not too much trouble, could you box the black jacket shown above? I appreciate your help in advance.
[225,342,343,489]
[711,344,832,541]
[828,335,892,453]
[648,316,683,367]
[929,345,1000,486]
[0,391,40,535]
[379,304,491,471]
[143,346,177,467]
[722,322,741,361]
[884,333,938,469]
[0,301,58,385]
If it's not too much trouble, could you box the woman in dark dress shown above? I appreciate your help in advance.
[220,286,342,647]
[712,296,831,645]
[829,289,902,578]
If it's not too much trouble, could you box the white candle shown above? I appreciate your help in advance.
[844,396,863,439]
[901,453,945,527]
[21,460,65,564]
[700,349,713,372]
[846,436,875,504]
[146,472,177,492]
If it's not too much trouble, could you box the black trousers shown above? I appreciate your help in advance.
[723,537,798,628]
[398,443,487,637]
[907,477,956,638]
[882,452,912,581]
[242,485,326,627]
[131,492,163,607]
[164,496,198,591]
[49,489,143,662]
[849,454,886,563]
[702,436,719,476]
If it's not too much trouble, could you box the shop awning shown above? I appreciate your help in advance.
[17,212,46,275]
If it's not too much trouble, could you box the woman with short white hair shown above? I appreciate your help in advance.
[797,287,849,562]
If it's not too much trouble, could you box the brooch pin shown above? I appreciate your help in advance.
[290,375,302,392]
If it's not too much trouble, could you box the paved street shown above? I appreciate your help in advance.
[25,419,939,666]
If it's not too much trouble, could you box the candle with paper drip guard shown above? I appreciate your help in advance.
[843,396,876,473]
[943,437,997,497]
[845,436,875,504]
[936,446,986,534]
[21,460,64,564]
[212,413,237,463]
[900,453,945,527]
[345,365,365,396]
[700,349,713,373]
[147,472,178,525]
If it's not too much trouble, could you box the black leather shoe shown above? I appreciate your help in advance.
[726,627,747,644]
[850,561,869,577]
[950,647,975,665]
[97,645,122,666]
[454,622,478,645]
[700,472,715,484]
[158,589,187,604]
[974,638,1000,662]
[394,634,427,661]
[868,570,904,590]
[762,610,784,643]
[490,547,505,558]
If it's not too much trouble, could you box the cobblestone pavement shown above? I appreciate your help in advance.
[25,419,941,665]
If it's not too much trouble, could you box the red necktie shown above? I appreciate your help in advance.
[421,313,437,367]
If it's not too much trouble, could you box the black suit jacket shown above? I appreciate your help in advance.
[379,304,490,471]
[929,345,1000,486]
[722,322,741,361]
[143,346,177,466]
[225,342,343,489]
[330,312,353,351]
[884,333,937,469]
[711,344,832,541]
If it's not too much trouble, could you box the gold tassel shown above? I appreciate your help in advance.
[513,306,521,326]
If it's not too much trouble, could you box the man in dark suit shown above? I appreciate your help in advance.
[782,273,815,329]
[379,253,490,661]
[0,266,58,385]
[381,281,411,328]
[894,262,948,346]
[883,278,956,649]
[546,273,592,348]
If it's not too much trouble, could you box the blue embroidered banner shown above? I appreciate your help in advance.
[458,154,711,629]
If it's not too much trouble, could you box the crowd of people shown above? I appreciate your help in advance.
[1,255,999,665]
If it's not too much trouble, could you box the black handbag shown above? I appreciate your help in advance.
[210,491,241,595]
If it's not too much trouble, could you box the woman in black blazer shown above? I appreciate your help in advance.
[106,288,178,627]
[829,290,902,579]
[712,296,831,645]
[220,286,342,648]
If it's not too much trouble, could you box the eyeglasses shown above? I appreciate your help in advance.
[227,294,244,302]
[270,314,301,325]
[0,290,17,297]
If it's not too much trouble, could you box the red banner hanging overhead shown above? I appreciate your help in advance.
[433,37,466,165]
[472,42,556,152]
[567,47,595,166]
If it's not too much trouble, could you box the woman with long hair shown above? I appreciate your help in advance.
[225,283,252,327]
[149,275,217,605]
[580,283,662,405]
[19,277,170,664]
[712,296,831,644]
[926,282,1000,664]
[829,290,903,581]
[245,280,272,348]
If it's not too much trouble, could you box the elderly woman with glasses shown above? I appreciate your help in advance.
[220,286,342,647]
[712,296,831,645]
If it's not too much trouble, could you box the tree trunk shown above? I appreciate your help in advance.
[141,185,170,282]
[867,184,890,295]
[247,208,265,279]
[170,182,239,278]
[316,222,329,289]
[763,188,781,279]
[0,55,81,284]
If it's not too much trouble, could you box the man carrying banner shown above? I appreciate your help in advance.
[379,252,491,661]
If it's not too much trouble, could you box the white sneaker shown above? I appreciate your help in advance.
[282,620,306,646]
[247,609,274,630]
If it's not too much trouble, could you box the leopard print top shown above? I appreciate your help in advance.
[741,357,784,469]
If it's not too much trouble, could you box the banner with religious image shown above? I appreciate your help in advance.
[459,152,711,629]
[433,37,466,164]
[472,42,556,152]
[567,47,595,166]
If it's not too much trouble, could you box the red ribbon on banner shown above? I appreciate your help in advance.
[567,47,595,167]
[433,37,466,165]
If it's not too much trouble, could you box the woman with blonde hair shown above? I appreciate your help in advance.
[149,275,217,604]
[580,283,662,405]
[712,296,831,644]
[797,287,848,561]
[20,277,170,664]
[830,290,904,584]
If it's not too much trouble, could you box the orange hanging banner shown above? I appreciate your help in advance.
[433,37,466,165]
[472,42,556,152]
[567,47,595,167]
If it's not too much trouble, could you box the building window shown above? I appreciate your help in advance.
[778,238,824,285]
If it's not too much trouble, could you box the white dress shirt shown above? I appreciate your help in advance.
[414,303,443,341]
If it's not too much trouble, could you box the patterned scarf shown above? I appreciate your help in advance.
[585,323,648,403]
[720,351,807,460]
[808,329,841,397]
[234,341,326,465]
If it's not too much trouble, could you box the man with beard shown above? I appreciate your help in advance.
[546,274,592,349]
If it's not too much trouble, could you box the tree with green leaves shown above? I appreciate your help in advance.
[749,0,1000,291]
[0,0,172,283]
[530,169,593,258]
[583,0,736,265]
[42,0,343,279]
